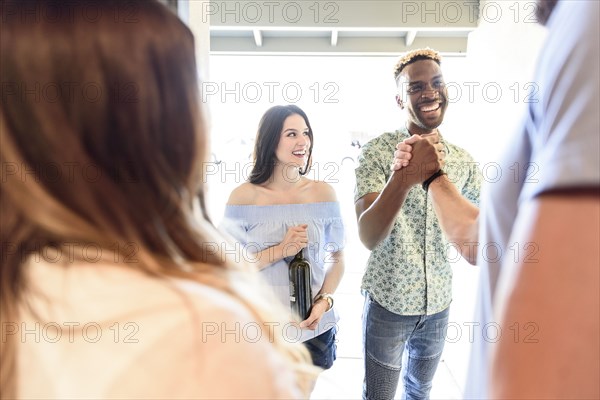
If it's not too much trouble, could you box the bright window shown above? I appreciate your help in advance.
[205,54,473,222]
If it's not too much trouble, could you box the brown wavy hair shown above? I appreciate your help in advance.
[0,1,312,397]
[249,105,314,184]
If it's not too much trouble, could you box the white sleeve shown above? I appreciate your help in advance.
[198,319,304,399]
[520,0,600,202]
[182,285,306,399]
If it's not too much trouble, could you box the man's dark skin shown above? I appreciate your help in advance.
[357,58,479,263]
[354,58,444,251]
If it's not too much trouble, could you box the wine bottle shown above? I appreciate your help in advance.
[289,249,312,321]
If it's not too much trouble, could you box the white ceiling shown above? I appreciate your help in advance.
[207,0,480,55]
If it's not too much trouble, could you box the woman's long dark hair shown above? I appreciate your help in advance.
[0,2,312,397]
[249,105,314,184]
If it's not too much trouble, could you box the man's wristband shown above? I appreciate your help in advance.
[314,293,334,311]
[422,169,445,191]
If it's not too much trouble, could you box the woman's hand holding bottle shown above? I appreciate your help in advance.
[279,224,309,258]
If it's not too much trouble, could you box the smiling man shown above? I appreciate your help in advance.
[354,48,481,400]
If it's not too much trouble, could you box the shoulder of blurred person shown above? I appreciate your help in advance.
[17,257,303,399]
[470,1,600,398]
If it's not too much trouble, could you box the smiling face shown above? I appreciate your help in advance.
[396,59,448,135]
[275,113,311,169]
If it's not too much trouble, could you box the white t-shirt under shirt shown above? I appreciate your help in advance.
[16,258,303,399]
[465,1,600,398]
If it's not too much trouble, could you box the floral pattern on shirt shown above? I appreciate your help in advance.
[354,128,481,315]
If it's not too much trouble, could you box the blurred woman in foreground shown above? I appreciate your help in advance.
[0,1,313,398]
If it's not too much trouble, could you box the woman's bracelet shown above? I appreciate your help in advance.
[314,293,334,311]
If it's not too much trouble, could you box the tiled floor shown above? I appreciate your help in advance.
[310,212,480,400]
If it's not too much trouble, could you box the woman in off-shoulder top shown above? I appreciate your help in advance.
[221,105,346,373]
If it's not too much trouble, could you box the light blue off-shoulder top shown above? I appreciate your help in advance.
[220,202,345,343]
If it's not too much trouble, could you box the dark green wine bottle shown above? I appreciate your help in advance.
[289,249,312,321]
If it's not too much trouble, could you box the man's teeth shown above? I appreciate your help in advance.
[420,103,440,112]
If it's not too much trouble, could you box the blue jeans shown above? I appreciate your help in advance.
[304,326,337,369]
[362,294,449,400]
